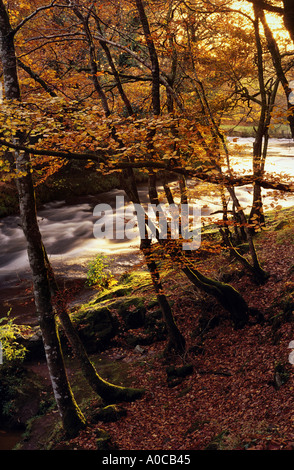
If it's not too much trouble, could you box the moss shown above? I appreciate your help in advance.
[71,306,118,353]
[93,285,133,303]
[95,428,112,450]
[92,404,127,423]
[276,225,294,245]
[118,271,153,294]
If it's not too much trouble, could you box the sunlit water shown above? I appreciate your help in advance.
[0,189,146,284]
[0,138,293,285]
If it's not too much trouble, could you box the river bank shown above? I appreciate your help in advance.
[0,206,293,450]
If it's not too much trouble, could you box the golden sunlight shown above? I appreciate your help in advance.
[231,0,291,46]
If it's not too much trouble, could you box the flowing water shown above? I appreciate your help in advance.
[0,188,147,325]
[0,137,293,300]
[0,138,293,288]
[0,189,143,285]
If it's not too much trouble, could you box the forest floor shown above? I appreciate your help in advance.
[3,206,294,451]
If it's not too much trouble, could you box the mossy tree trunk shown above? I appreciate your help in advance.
[15,150,86,437]
[57,307,144,403]
[182,264,249,329]
[45,260,144,403]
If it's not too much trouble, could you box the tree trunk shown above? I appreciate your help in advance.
[249,182,265,227]
[141,239,186,353]
[145,172,186,352]
[182,264,249,329]
[0,0,86,437]
[227,186,269,284]
[0,2,20,100]
[94,13,134,116]
[122,172,186,353]
[135,0,161,115]
[283,0,294,42]
[58,306,144,403]
[15,149,86,437]
[259,5,294,137]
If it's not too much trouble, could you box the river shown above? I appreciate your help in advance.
[0,137,293,322]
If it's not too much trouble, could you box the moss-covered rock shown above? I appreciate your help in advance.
[72,306,118,353]
[117,297,146,330]
[94,286,133,303]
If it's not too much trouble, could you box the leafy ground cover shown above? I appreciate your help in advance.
[2,207,294,451]
[61,208,294,450]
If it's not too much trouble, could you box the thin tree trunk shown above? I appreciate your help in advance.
[123,170,186,353]
[17,58,57,97]
[0,0,86,437]
[145,172,186,352]
[135,0,161,115]
[94,13,134,116]
[249,7,267,228]
[73,6,111,117]
[227,186,269,284]
[15,148,86,436]
[141,238,186,353]
[111,0,185,352]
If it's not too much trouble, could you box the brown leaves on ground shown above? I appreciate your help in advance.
[62,224,294,451]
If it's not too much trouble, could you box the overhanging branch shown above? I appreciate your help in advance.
[1,137,293,193]
[0,138,108,163]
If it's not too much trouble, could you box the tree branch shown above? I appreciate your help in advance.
[245,0,284,15]
[0,138,293,193]
[17,58,57,97]
[0,138,108,163]
[12,1,58,35]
